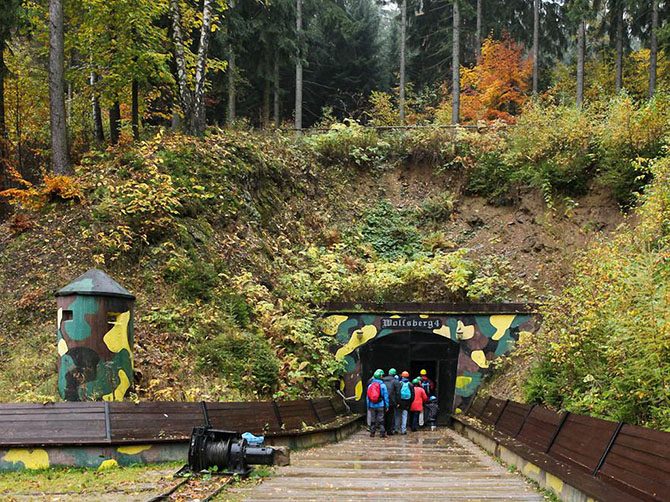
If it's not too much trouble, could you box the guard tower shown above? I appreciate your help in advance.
[56,269,135,401]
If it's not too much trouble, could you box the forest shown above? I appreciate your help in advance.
[0,0,669,432]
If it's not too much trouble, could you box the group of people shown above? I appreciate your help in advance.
[366,368,439,438]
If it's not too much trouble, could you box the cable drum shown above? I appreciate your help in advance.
[187,426,275,476]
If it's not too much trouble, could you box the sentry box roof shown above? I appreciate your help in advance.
[55,268,135,300]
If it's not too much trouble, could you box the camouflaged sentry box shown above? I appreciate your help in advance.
[56,269,135,401]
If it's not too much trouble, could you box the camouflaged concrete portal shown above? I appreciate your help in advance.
[322,312,541,413]
[56,269,135,401]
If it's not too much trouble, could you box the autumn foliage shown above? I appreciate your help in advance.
[460,36,533,123]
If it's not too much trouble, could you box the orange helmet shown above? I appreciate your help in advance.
[401,371,410,378]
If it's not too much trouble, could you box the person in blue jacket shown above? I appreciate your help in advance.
[367,368,390,438]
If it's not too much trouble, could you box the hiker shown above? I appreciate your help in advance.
[382,368,402,435]
[367,369,389,437]
[419,369,436,397]
[396,370,414,435]
[410,378,428,432]
[425,395,439,431]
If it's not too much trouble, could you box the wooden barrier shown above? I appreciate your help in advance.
[516,406,565,452]
[0,402,108,446]
[0,397,351,448]
[496,401,532,438]
[461,396,670,502]
[598,424,670,501]
[548,413,620,473]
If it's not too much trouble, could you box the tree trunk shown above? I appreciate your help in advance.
[48,0,71,175]
[170,0,214,135]
[532,0,539,94]
[274,54,280,128]
[399,0,407,124]
[14,72,22,171]
[452,0,460,124]
[191,0,214,134]
[576,20,585,108]
[263,74,271,128]
[227,50,236,124]
[0,46,7,196]
[0,48,7,216]
[109,101,121,145]
[226,0,236,125]
[649,0,658,98]
[0,47,6,151]
[170,0,192,127]
[615,6,623,93]
[132,79,140,140]
[90,73,104,142]
[295,0,303,131]
[475,0,481,60]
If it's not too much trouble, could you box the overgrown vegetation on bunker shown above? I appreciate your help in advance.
[0,97,668,415]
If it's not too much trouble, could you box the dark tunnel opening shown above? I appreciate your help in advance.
[359,331,459,424]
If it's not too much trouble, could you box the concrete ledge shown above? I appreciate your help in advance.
[0,415,363,472]
[452,416,635,502]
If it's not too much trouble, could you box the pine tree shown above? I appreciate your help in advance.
[49,0,71,174]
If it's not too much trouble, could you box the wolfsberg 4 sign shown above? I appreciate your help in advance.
[380,316,443,330]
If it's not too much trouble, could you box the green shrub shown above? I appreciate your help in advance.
[164,251,219,301]
[362,201,421,259]
[523,156,670,430]
[466,151,516,204]
[417,191,456,221]
[306,120,389,168]
[197,330,280,395]
[596,94,670,207]
[505,103,595,196]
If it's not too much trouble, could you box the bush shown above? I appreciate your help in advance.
[417,191,456,221]
[163,251,220,301]
[362,201,421,259]
[523,156,670,430]
[306,120,389,168]
[466,150,516,204]
[197,330,280,395]
[505,102,595,197]
[597,94,670,206]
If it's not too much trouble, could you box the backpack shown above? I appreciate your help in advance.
[400,381,411,400]
[367,381,382,403]
[421,379,431,394]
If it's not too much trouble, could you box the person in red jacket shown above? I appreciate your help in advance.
[410,378,428,432]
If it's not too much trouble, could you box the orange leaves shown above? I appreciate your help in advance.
[460,35,533,124]
[0,174,84,210]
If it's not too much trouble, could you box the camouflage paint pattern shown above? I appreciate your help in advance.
[322,312,541,413]
[56,270,135,401]
[0,443,187,471]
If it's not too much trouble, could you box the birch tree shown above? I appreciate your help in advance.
[170,0,219,135]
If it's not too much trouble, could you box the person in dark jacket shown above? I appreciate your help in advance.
[425,395,439,430]
[396,371,415,434]
[382,368,401,435]
[367,369,389,438]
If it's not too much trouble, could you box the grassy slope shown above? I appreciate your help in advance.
[0,130,623,403]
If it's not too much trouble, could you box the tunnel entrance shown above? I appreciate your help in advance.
[360,331,459,424]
